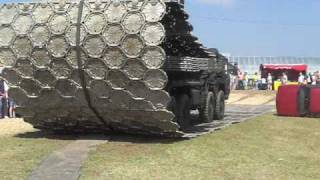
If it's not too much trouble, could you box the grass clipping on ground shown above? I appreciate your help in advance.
[0,119,70,180]
[81,114,320,180]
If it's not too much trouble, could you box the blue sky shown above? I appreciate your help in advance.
[1,0,319,56]
[186,0,320,56]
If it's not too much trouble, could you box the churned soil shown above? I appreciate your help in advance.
[0,118,36,137]
[227,90,276,106]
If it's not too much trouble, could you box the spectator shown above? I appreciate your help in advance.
[281,72,288,85]
[238,72,244,90]
[298,72,305,85]
[8,97,15,118]
[243,72,248,90]
[267,73,273,90]
[312,72,317,85]
[252,72,259,90]
[307,73,312,85]
[315,71,320,85]
[0,78,9,119]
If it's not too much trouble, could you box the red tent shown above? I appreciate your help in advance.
[260,64,308,81]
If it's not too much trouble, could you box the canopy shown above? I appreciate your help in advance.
[260,64,307,72]
[260,64,308,81]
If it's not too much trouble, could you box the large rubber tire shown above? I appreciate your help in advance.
[200,92,215,123]
[176,94,191,129]
[214,91,225,120]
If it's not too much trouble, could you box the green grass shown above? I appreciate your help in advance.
[80,114,320,180]
[0,135,70,180]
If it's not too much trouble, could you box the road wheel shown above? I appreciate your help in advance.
[200,92,215,123]
[176,94,191,129]
[214,91,225,120]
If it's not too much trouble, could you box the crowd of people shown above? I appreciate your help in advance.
[229,63,320,91]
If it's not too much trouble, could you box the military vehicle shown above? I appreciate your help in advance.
[0,0,230,137]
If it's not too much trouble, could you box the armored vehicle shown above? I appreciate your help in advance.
[0,0,230,137]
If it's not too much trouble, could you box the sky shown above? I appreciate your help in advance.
[1,0,319,57]
[186,0,320,56]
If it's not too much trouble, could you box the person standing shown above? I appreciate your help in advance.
[0,78,9,119]
[267,73,273,91]
[281,72,288,85]
[298,72,305,85]
[312,72,317,85]
[307,73,312,85]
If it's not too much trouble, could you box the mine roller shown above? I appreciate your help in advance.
[0,0,230,137]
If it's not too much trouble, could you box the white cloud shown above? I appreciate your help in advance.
[196,0,235,7]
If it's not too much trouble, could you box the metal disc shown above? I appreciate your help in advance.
[125,80,149,99]
[123,59,147,80]
[19,78,42,97]
[68,3,89,24]
[8,87,29,107]
[0,48,16,67]
[12,14,33,35]
[48,14,69,35]
[50,58,71,79]
[89,79,112,98]
[0,68,22,86]
[141,46,165,69]
[30,25,50,47]
[147,90,171,109]
[141,22,165,46]
[143,69,168,90]
[12,37,33,59]
[121,12,145,34]
[85,58,107,79]
[34,69,56,87]
[121,34,144,58]
[15,59,34,78]
[66,25,86,46]
[32,4,53,24]
[47,36,69,58]
[125,0,145,11]
[105,1,127,24]
[84,13,106,35]
[83,35,105,58]
[55,79,78,97]
[0,5,17,25]
[103,24,125,46]
[66,47,87,68]
[0,26,15,47]
[107,70,130,89]
[142,0,166,22]
[103,47,126,69]
[31,48,51,67]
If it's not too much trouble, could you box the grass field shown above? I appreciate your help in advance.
[80,114,320,180]
[0,120,71,180]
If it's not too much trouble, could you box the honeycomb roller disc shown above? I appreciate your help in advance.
[32,4,53,24]
[0,5,17,25]
[141,46,165,69]
[0,48,16,67]
[0,26,15,47]
[141,22,165,46]
[103,24,125,46]
[122,12,145,34]
[142,0,166,22]
[105,1,127,24]
[103,47,126,69]
[121,34,144,58]
[143,69,168,90]
[12,14,33,35]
